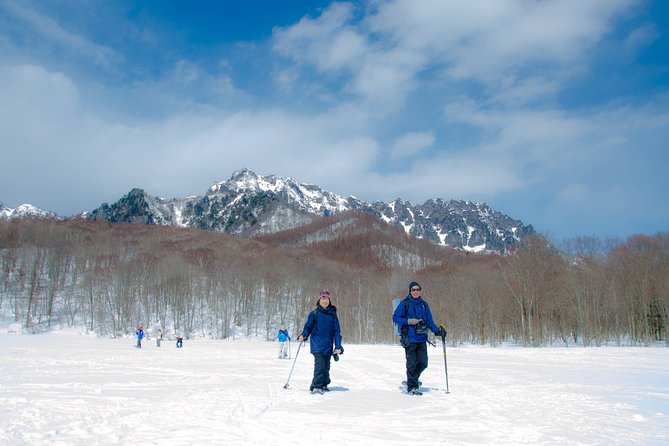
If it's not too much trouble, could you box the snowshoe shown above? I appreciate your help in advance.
[408,388,423,396]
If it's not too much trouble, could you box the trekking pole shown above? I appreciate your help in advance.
[283,341,303,389]
[288,339,292,359]
[439,324,450,394]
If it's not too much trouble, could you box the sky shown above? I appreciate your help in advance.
[2,329,668,445]
[1,0,668,241]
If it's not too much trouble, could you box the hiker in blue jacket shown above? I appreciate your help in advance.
[277,325,291,359]
[297,290,343,394]
[135,326,144,348]
[392,281,445,395]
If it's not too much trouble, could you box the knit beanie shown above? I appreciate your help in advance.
[316,290,331,306]
[408,281,421,291]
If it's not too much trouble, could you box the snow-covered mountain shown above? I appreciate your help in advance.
[86,168,533,253]
[0,202,56,220]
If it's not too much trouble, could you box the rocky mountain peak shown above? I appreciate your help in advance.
[82,170,533,253]
[0,202,57,220]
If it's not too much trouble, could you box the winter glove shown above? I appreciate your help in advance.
[435,326,447,338]
[407,318,422,325]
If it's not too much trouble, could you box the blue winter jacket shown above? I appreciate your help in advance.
[301,305,343,356]
[392,296,439,344]
[277,329,290,342]
[136,329,144,340]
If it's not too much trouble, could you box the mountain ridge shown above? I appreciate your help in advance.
[1,169,533,253]
[85,168,533,253]
[0,202,57,220]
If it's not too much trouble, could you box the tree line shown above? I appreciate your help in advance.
[0,218,667,346]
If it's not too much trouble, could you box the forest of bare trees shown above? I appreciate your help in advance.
[1,218,667,346]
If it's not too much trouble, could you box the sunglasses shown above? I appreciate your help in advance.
[411,288,421,292]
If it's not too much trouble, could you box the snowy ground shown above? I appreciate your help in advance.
[1,330,668,446]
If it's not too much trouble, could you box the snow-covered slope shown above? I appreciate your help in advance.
[0,202,56,220]
[2,330,667,445]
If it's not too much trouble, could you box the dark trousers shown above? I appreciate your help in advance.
[310,353,332,390]
[405,342,428,390]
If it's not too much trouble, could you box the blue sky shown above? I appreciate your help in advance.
[1,0,667,241]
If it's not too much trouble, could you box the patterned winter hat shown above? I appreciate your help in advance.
[316,290,331,305]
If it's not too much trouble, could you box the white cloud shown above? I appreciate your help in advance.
[273,2,366,71]
[624,23,660,56]
[390,131,435,159]
[0,62,380,212]
[369,0,636,79]
[1,0,120,68]
[274,0,638,108]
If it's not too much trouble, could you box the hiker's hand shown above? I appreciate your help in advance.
[297,335,305,342]
[407,318,421,325]
[333,348,342,355]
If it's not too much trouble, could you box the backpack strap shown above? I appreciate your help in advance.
[405,299,427,319]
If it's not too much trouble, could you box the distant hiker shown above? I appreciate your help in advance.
[297,290,343,394]
[176,336,183,348]
[135,326,144,348]
[156,329,163,347]
[392,281,445,395]
[277,325,291,359]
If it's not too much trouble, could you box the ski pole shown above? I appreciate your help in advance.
[288,339,292,359]
[283,341,303,389]
[439,324,450,394]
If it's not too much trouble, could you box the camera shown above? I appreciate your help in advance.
[415,320,428,335]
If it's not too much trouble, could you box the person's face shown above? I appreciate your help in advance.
[410,286,422,298]
[319,297,330,308]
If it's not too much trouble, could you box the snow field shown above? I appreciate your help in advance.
[1,331,668,445]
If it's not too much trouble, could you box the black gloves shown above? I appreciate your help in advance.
[435,326,447,338]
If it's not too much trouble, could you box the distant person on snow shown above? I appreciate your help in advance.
[392,281,445,395]
[135,326,144,348]
[297,290,343,394]
[277,325,291,359]
[156,329,163,347]
[176,336,183,348]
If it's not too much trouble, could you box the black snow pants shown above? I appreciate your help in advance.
[310,353,332,390]
[405,341,428,390]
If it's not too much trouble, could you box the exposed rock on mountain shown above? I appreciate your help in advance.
[86,168,533,253]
